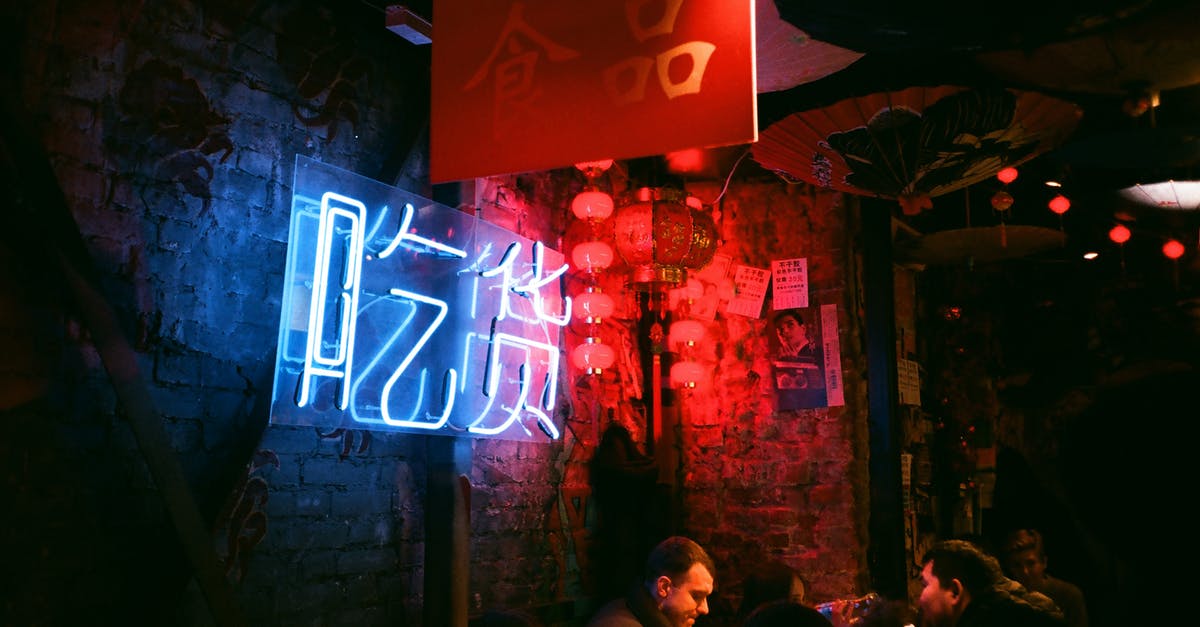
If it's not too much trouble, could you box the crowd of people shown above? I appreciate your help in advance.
[572,529,1085,627]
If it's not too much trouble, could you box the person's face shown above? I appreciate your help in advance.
[656,562,714,627]
[916,561,961,627]
[788,574,806,605]
[1006,549,1046,590]
[777,315,807,344]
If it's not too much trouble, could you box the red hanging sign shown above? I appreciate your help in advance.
[431,0,757,182]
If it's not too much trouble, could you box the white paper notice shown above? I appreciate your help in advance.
[820,304,844,406]
[897,358,921,406]
[771,258,808,310]
[724,264,770,318]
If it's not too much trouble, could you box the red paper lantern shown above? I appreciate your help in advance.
[571,339,615,373]
[1048,194,1070,215]
[990,191,1014,211]
[681,277,705,301]
[612,188,718,286]
[1163,239,1185,259]
[570,189,614,220]
[669,320,706,346]
[669,361,706,389]
[1108,224,1131,244]
[571,240,614,272]
[996,167,1019,184]
[573,288,615,322]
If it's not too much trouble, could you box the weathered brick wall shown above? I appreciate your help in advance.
[5,1,872,625]
[674,181,871,608]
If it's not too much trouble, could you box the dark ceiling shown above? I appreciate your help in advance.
[756,0,1200,272]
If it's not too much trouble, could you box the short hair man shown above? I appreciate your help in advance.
[916,539,1064,627]
[1002,529,1088,627]
[587,535,716,627]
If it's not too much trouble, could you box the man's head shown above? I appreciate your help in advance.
[1002,529,1047,591]
[774,310,809,346]
[644,536,716,627]
[917,540,1003,627]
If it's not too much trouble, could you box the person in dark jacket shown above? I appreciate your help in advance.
[916,539,1064,627]
[587,535,716,627]
[1001,529,1087,627]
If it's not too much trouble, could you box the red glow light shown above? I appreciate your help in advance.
[996,167,1019,184]
[665,149,707,174]
[1109,224,1131,244]
[1163,239,1185,259]
[1048,194,1070,215]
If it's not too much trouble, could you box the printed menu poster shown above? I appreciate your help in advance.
[771,257,808,310]
[724,264,769,318]
[769,303,844,409]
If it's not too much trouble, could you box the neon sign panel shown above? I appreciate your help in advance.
[271,156,571,441]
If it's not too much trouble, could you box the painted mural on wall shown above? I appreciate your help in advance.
[110,59,234,213]
[271,156,571,442]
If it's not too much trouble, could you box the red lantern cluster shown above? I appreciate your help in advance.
[569,160,618,374]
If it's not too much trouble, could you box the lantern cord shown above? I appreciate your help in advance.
[712,147,751,205]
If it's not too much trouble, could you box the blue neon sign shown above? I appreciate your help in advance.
[271,156,571,441]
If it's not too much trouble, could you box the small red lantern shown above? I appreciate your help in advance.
[570,189,614,221]
[669,361,706,389]
[668,320,706,346]
[996,167,1019,184]
[571,339,615,373]
[1163,239,1185,259]
[1109,224,1131,244]
[571,240,614,272]
[990,191,1013,211]
[1048,194,1070,215]
[573,288,615,322]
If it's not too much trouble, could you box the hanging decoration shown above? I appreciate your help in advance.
[569,160,617,375]
[752,86,1081,215]
[612,188,719,288]
[1109,223,1132,271]
[667,289,707,390]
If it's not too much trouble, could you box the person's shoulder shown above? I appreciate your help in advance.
[968,589,1065,627]
[1044,575,1084,595]
[586,598,642,627]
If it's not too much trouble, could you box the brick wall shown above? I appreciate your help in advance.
[4,1,872,625]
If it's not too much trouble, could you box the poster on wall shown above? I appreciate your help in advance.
[769,303,844,409]
[725,264,769,317]
[771,257,808,310]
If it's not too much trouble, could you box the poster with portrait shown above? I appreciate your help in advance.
[770,304,843,409]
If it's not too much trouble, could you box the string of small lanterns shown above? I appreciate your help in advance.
[991,166,1192,265]
[569,160,617,375]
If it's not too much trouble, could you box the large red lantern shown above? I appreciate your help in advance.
[612,188,718,286]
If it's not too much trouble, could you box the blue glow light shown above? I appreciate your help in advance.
[272,156,570,441]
